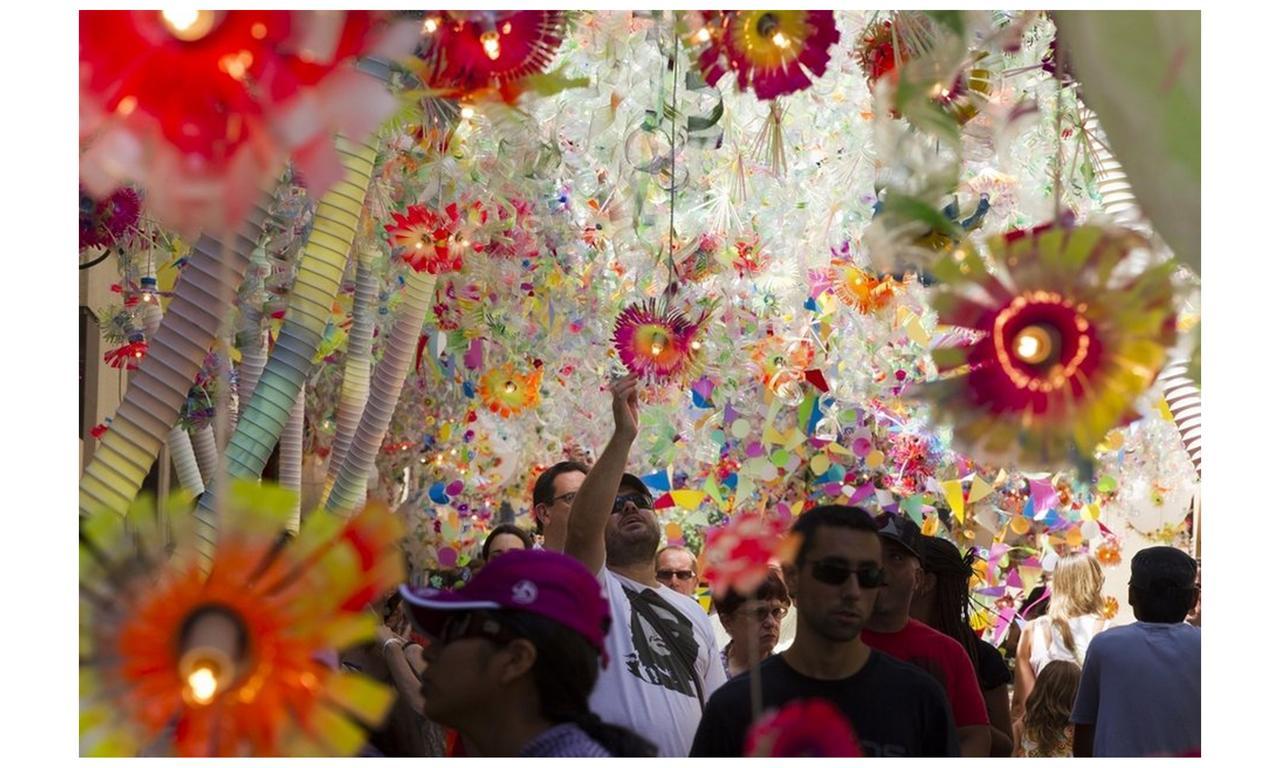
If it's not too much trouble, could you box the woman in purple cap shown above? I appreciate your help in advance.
[400,548,657,757]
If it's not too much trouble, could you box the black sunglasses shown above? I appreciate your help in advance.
[438,612,518,647]
[657,569,696,581]
[612,493,654,513]
[809,559,886,588]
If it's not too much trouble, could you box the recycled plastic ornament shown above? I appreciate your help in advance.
[477,362,543,418]
[612,299,708,382]
[417,11,567,101]
[385,203,468,274]
[924,223,1180,469]
[695,11,839,100]
[80,482,404,756]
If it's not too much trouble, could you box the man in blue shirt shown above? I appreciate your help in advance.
[1071,546,1200,757]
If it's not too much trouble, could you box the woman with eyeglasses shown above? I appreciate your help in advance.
[400,549,657,757]
[712,568,791,678]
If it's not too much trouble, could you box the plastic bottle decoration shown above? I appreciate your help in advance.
[478,362,543,418]
[923,223,1180,469]
[385,203,467,274]
[80,482,404,757]
[418,11,568,102]
[695,11,840,100]
[612,299,709,383]
[80,186,141,250]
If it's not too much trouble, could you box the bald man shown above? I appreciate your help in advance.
[655,546,700,597]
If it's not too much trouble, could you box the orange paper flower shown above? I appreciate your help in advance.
[80,482,404,757]
[477,363,542,418]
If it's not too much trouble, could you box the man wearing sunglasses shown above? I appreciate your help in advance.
[862,512,991,758]
[691,504,958,756]
[655,546,700,597]
[564,374,727,757]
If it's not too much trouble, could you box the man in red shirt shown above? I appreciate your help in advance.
[862,512,991,757]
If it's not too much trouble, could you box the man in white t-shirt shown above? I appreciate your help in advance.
[1071,546,1201,757]
[564,374,726,757]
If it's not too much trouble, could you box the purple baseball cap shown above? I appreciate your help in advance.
[400,549,613,667]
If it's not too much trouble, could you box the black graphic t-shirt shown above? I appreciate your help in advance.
[588,569,726,757]
[690,652,959,757]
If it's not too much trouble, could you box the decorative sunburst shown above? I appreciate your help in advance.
[385,203,466,274]
[418,11,567,100]
[612,299,708,382]
[477,363,542,418]
[696,11,840,100]
[749,333,815,395]
[831,262,910,314]
[923,223,1180,469]
[80,481,403,756]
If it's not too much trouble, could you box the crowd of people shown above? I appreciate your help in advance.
[359,376,1202,757]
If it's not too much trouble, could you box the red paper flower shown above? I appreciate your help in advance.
[79,11,416,234]
[925,223,1180,468]
[696,11,840,100]
[744,698,863,757]
[386,203,468,274]
[80,186,141,250]
[612,299,708,382]
[91,422,111,439]
[732,238,768,276]
[855,16,992,125]
[702,513,787,599]
[418,11,567,101]
[104,338,149,370]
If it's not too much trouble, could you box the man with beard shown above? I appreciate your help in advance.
[564,374,727,757]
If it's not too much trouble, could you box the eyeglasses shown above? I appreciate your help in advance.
[550,491,578,505]
[657,569,696,582]
[612,493,654,513]
[809,559,886,588]
[742,603,789,623]
[438,612,517,647]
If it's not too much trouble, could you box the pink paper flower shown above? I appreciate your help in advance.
[696,11,840,100]
[702,513,787,599]
[612,299,708,382]
[79,11,417,235]
[744,698,863,757]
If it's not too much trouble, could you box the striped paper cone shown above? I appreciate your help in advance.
[322,247,379,503]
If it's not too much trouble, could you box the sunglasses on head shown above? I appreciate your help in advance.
[612,493,654,513]
[656,569,695,581]
[809,558,886,588]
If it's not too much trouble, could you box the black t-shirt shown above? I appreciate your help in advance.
[975,638,1013,691]
[689,651,959,757]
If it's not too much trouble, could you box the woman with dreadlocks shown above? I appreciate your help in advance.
[911,536,1015,756]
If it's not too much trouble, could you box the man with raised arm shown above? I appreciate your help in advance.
[563,375,726,757]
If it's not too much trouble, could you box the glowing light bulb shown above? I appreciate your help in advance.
[695,28,711,43]
[414,240,425,249]
[161,9,217,41]
[691,340,702,351]
[187,663,220,704]
[504,381,517,394]
[480,31,501,61]
[772,32,790,49]
[460,106,476,120]
[422,16,440,34]
[1012,325,1053,365]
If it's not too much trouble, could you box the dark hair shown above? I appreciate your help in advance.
[497,611,657,757]
[482,524,534,560]
[917,536,981,670]
[713,569,790,618]
[1020,583,1050,621]
[789,504,879,565]
[531,460,591,534]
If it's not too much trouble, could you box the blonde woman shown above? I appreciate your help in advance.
[1011,553,1108,724]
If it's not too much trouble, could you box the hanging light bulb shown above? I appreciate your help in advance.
[178,607,245,707]
[160,9,217,42]
[504,380,517,394]
[480,31,501,61]
[772,32,791,49]
[690,339,702,351]
[695,27,711,43]
[1012,325,1054,365]
[422,16,441,34]
[650,335,667,356]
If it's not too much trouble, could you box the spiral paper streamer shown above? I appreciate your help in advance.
[191,424,219,487]
[138,286,205,497]
[279,396,305,533]
[326,270,438,516]
[1082,108,1144,231]
[1158,359,1201,479]
[322,247,379,502]
[206,135,377,518]
[79,197,270,519]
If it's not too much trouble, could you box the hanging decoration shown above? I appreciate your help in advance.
[80,482,403,757]
[924,223,1181,469]
[695,11,840,100]
[478,362,543,418]
[417,11,568,102]
[612,299,708,383]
